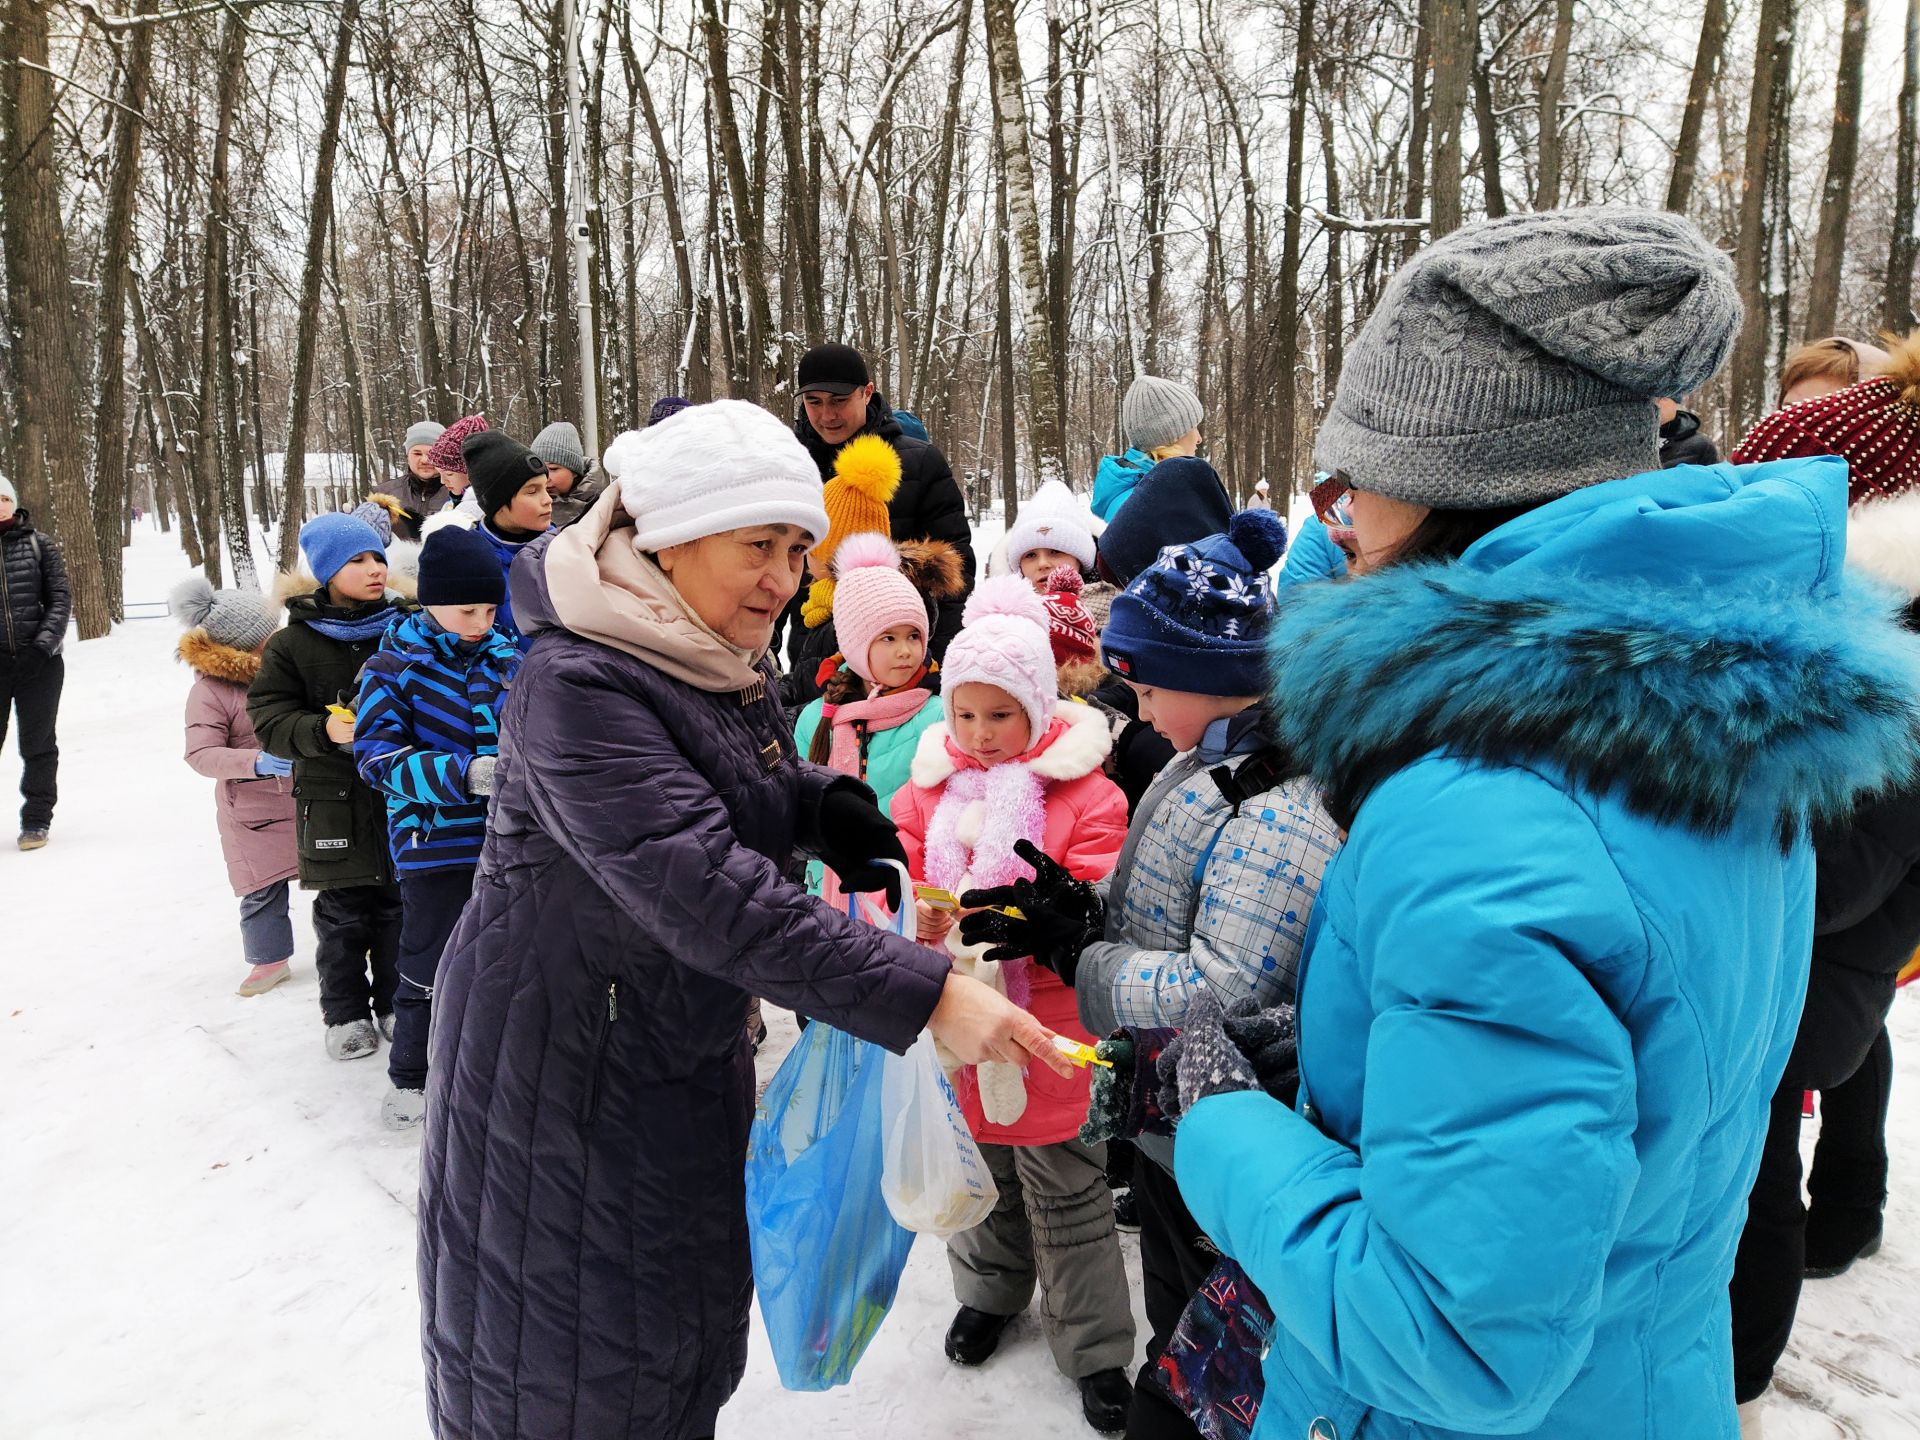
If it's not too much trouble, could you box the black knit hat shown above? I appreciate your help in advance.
[417,524,506,607]
[464,430,548,519]
[796,342,871,397]
[1095,456,1235,587]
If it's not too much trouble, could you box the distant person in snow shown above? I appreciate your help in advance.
[415,399,1070,1440]
[173,575,301,998]
[532,420,606,530]
[792,342,975,665]
[1091,375,1205,522]
[1001,480,1097,593]
[459,430,554,649]
[0,475,70,851]
[1656,395,1721,467]
[1778,336,1892,408]
[423,414,486,511]
[370,421,450,541]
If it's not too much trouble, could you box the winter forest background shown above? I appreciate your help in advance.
[1,0,1916,638]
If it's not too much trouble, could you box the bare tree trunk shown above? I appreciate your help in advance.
[1405,0,1433,257]
[1429,0,1470,237]
[1273,0,1317,491]
[916,0,972,394]
[996,165,1019,514]
[1666,0,1731,212]
[277,0,360,571]
[982,0,1067,485]
[1316,62,1346,398]
[1535,0,1574,209]
[775,0,825,343]
[88,0,157,624]
[1467,0,1506,217]
[203,12,256,590]
[1729,0,1797,435]
[1890,0,1920,330]
[1803,0,1869,338]
[1,0,109,634]
[130,270,201,568]
[701,0,777,402]
[465,0,542,419]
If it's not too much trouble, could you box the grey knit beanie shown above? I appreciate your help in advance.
[405,420,445,451]
[531,420,588,478]
[170,573,277,652]
[1317,207,1742,509]
[1122,375,1205,453]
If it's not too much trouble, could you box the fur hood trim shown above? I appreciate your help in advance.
[909,699,1110,789]
[1849,489,1920,599]
[178,627,263,684]
[272,567,416,606]
[1268,559,1920,838]
[897,538,967,601]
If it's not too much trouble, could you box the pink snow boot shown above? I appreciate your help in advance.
[237,961,291,997]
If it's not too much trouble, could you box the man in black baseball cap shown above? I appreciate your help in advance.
[786,342,976,694]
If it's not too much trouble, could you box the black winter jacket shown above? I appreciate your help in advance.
[1659,410,1722,468]
[246,589,409,890]
[1789,689,1920,1089]
[0,512,72,657]
[794,395,974,661]
[369,472,452,543]
[417,523,949,1439]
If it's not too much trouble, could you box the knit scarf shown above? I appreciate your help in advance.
[924,757,1048,1010]
[303,603,396,643]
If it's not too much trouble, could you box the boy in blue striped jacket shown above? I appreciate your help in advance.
[355,524,521,1130]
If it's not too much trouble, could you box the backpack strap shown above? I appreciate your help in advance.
[1208,745,1291,819]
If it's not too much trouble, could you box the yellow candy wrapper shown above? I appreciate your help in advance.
[1051,1035,1113,1069]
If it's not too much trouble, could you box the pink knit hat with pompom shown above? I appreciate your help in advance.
[941,575,1058,742]
[832,533,929,685]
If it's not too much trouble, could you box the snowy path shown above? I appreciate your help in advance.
[4,526,1917,1438]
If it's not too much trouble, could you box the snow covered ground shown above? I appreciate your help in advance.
[5,524,1919,1438]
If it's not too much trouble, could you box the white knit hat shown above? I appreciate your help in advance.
[604,399,830,551]
[941,575,1058,743]
[0,476,16,504]
[1003,480,1096,572]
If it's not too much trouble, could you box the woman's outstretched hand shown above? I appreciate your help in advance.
[927,972,1075,1077]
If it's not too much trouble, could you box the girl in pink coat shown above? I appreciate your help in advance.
[173,575,300,997]
[889,574,1136,1426]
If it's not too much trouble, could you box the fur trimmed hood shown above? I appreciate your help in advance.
[177,627,263,685]
[1269,456,1920,837]
[909,698,1110,789]
[272,567,416,606]
[1849,489,1920,599]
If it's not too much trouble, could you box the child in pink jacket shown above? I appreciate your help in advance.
[173,575,300,997]
[889,574,1136,1428]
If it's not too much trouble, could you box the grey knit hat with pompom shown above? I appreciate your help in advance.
[170,573,277,653]
[1316,207,1742,508]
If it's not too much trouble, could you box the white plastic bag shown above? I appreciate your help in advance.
[880,1029,1000,1236]
[861,861,1000,1237]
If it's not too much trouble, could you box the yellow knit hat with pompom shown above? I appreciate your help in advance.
[802,434,901,628]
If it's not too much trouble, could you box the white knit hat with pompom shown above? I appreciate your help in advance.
[940,575,1058,741]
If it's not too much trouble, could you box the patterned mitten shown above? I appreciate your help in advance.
[1223,1002,1300,1107]
[1157,995,1261,1124]
[1079,1027,1181,1144]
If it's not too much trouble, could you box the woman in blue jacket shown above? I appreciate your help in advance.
[1167,210,1920,1440]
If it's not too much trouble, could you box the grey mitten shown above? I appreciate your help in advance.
[1224,1002,1301,1107]
[466,755,498,797]
[1156,994,1262,1124]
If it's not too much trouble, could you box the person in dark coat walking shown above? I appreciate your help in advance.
[0,476,71,849]
[370,421,452,541]
[248,512,410,1061]
[1726,331,1920,1421]
[791,342,975,666]
[1655,396,1721,467]
[416,399,1072,1440]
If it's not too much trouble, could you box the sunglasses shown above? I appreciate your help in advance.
[1309,471,1357,556]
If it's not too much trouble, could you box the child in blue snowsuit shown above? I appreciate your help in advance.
[355,524,520,1130]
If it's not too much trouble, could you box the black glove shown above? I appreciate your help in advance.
[958,839,1105,982]
[815,781,908,909]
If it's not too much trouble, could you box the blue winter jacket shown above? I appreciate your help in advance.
[480,520,553,649]
[1276,512,1349,587]
[1175,457,1920,1440]
[354,611,520,873]
[1092,449,1155,521]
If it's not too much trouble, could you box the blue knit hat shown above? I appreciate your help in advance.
[417,523,506,607]
[299,511,388,587]
[1100,509,1288,697]
[1094,456,1234,587]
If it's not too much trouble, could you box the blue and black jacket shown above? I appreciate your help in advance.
[354,610,520,873]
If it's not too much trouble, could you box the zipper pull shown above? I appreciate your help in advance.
[607,981,618,1023]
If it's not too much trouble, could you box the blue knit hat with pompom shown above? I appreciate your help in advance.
[1099,508,1287,696]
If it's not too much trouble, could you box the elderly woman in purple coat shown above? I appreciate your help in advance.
[417,400,1050,1440]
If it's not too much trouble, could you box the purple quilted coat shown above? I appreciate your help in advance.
[417,526,950,1440]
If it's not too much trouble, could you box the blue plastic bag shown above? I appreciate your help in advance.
[745,886,917,1391]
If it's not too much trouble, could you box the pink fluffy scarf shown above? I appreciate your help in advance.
[924,757,1048,1010]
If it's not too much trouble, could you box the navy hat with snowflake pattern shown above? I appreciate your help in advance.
[1099,509,1288,697]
